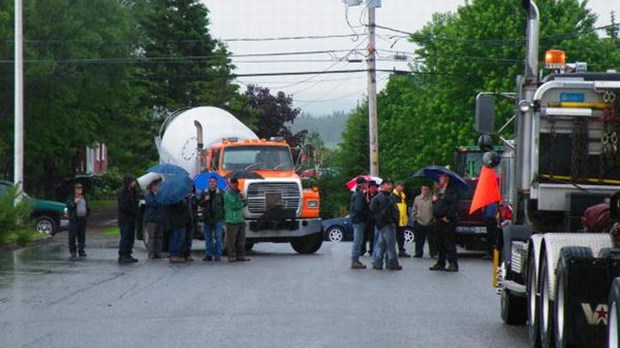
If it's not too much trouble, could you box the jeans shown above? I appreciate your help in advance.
[226,223,246,259]
[204,222,224,257]
[169,227,185,258]
[436,221,458,265]
[118,222,136,257]
[351,223,366,262]
[68,218,87,255]
[373,224,398,268]
[147,222,163,256]
[184,221,195,257]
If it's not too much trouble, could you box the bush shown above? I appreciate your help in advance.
[92,168,124,200]
[0,186,34,245]
[318,173,351,219]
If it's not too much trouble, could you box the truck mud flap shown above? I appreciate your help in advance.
[561,257,620,347]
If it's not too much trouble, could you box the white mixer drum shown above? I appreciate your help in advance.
[158,107,258,178]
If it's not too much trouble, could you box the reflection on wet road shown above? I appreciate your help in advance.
[0,239,529,348]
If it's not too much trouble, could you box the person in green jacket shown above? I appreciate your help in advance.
[224,178,249,262]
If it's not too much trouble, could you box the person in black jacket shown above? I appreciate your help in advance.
[350,177,369,269]
[183,185,199,261]
[66,183,90,260]
[361,180,378,256]
[117,175,139,264]
[167,200,190,264]
[199,177,225,261]
[370,180,402,271]
[429,174,461,272]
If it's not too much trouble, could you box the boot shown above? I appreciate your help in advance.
[351,260,367,269]
[387,264,403,271]
[446,262,459,272]
[429,262,445,271]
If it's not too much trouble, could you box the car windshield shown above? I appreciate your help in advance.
[222,146,294,171]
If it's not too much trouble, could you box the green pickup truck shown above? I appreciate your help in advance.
[0,180,69,235]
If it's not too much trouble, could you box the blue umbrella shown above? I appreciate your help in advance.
[194,172,227,191]
[147,163,189,176]
[155,175,193,205]
[412,165,469,191]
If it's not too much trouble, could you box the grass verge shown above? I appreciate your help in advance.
[89,200,116,210]
[0,228,48,247]
[103,226,120,237]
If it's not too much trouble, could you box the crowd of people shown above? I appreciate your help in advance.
[349,174,461,272]
[66,175,250,264]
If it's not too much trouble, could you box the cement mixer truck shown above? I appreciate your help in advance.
[141,106,323,254]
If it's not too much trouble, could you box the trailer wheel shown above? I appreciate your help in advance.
[553,247,593,348]
[290,233,323,254]
[527,254,541,347]
[539,251,555,348]
[501,287,527,325]
[599,247,620,259]
[609,278,620,348]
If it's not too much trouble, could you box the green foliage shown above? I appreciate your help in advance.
[336,0,620,186]
[0,186,34,245]
[92,168,124,200]
[317,173,351,219]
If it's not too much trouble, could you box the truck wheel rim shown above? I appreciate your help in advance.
[404,229,414,243]
[36,220,52,234]
[328,228,343,242]
[556,272,564,341]
[611,303,618,348]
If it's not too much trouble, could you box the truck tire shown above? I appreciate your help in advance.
[554,247,593,348]
[527,254,542,347]
[290,233,323,254]
[609,278,620,348]
[539,251,555,348]
[501,287,527,325]
[599,247,620,259]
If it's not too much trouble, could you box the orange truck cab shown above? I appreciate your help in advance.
[201,137,322,254]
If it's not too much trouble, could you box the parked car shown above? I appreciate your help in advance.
[323,215,415,243]
[0,180,69,235]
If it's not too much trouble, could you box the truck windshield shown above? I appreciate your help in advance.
[222,146,294,171]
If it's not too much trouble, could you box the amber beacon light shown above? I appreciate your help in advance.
[544,49,566,70]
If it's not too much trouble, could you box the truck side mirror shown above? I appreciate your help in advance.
[475,94,495,134]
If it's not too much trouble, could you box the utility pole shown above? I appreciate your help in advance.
[14,0,24,190]
[367,1,379,177]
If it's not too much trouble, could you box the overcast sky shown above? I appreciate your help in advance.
[205,0,620,116]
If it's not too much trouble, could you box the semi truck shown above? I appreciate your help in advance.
[139,106,323,254]
[474,1,620,347]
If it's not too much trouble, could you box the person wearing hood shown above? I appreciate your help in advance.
[349,176,369,269]
[118,175,139,264]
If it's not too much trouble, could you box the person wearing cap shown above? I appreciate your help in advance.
[370,180,402,270]
[66,183,90,260]
[392,181,411,257]
[118,175,139,264]
[224,178,249,262]
[350,176,370,269]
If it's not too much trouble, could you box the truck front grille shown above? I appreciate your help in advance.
[246,182,300,215]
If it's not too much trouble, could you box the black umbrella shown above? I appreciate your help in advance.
[224,170,264,180]
[412,165,469,191]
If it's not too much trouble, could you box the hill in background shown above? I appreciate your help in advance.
[291,111,349,147]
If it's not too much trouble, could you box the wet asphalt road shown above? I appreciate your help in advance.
[0,237,530,348]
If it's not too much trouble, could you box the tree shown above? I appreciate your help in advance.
[134,0,239,113]
[337,0,620,183]
[244,84,307,149]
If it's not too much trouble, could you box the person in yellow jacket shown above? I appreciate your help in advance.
[392,181,411,257]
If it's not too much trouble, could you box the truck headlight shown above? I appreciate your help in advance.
[307,200,319,209]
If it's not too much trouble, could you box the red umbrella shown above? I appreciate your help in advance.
[345,175,383,192]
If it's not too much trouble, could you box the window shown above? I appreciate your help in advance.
[222,146,293,171]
